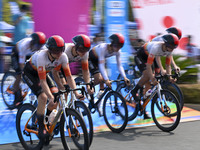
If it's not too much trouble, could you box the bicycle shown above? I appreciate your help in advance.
[117,66,184,111]
[116,76,181,132]
[1,70,37,109]
[66,84,94,147]
[16,86,89,150]
[76,79,128,133]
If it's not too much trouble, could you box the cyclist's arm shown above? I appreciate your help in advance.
[62,63,80,97]
[170,55,180,72]
[165,56,172,75]
[38,67,54,100]
[116,52,126,79]
[81,60,90,84]
[147,54,156,82]
[155,56,165,75]
[52,68,65,90]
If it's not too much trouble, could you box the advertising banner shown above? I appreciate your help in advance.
[31,0,91,42]
[131,0,200,55]
[105,0,130,79]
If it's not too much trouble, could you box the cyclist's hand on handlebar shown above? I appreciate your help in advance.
[75,93,85,100]
[105,80,111,88]
[169,76,177,83]
[86,85,94,95]
[124,77,130,86]
[160,69,167,76]
[174,66,181,73]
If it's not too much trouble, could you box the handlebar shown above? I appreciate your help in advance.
[53,85,87,103]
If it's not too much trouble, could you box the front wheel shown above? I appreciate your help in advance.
[16,103,43,150]
[151,90,181,132]
[75,101,93,147]
[60,108,89,150]
[103,91,128,133]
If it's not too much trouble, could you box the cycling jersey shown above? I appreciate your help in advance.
[135,41,172,73]
[11,37,45,74]
[89,43,126,80]
[23,49,71,96]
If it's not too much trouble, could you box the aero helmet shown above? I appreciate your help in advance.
[31,32,46,45]
[109,33,125,48]
[166,27,182,39]
[162,33,179,49]
[46,35,65,53]
[72,34,91,52]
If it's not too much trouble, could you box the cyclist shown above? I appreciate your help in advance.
[152,27,182,75]
[59,34,93,94]
[22,35,84,139]
[11,32,46,107]
[132,33,179,119]
[89,33,130,112]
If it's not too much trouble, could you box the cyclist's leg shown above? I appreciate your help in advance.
[22,62,48,139]
[11,46,24,104]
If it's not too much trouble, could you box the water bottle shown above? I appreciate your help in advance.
[48,109,58,124]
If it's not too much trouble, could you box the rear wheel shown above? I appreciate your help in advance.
[151,90,181,132]
[103,91,128,133]
[116,83,139,121]
[1,72,16,109]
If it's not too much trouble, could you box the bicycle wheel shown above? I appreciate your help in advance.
[103,91,128,133]
[75,101,93,147]
[16,103,43,150]
[151,90,181,132]
[116,83,139,121]
[1,71,16,109]
[161,82,184,110]
[60,108,89,150]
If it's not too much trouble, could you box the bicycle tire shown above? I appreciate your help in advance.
[16,103,43,150]
[151,90,181,132]
[1,71,16,109]
[103,91,128,133]
[116,83,139,121]
[75,101,94,147]
[60,108,89,150]
[161,82,184,110]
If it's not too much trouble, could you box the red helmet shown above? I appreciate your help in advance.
[162,33,179,49]
[46,35,65,54]
[31,32,46,45]
[166,27,182,39]
[72,34,91,52]
[109,33,125,48]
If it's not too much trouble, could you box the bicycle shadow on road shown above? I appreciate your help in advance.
[93,126,174,142]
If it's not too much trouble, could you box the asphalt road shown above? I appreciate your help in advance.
[0,104,200,150]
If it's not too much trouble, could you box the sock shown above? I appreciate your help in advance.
[46,108,52,116]
[131,84,142,95]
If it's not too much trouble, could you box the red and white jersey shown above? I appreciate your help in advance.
[16,37,33,64]
[64,43,88,63]
[93,43,126,80]
[16,37,46,64]
[144,41,172,57]
[29,49,71,80]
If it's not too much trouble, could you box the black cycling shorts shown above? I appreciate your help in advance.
[134,47,159,73]
[22,61,56,97]
[88,50,100,76]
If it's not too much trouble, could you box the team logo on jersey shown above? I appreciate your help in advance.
[38,66,43,72]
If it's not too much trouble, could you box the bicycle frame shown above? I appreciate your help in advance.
[23,90,77,138]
